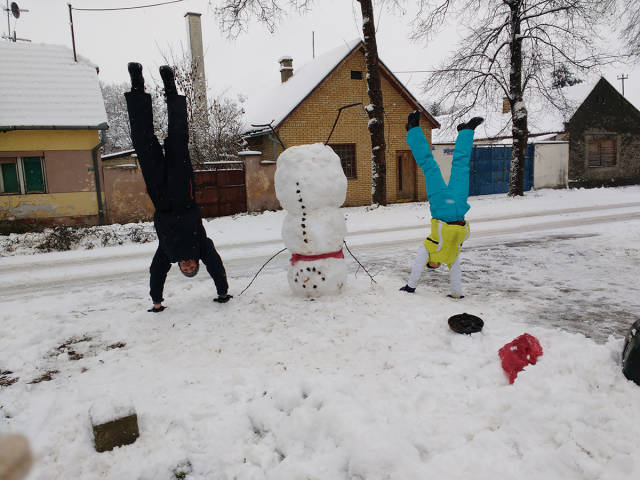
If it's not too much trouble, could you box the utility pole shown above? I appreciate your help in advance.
[617,74,628,96]
[5,0,9,39]
[68,4,77,61]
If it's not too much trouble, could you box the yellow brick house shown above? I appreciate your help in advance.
[0,42,108,231]
[242,39,439,207]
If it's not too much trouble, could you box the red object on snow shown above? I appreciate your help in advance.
[498,333,543,384]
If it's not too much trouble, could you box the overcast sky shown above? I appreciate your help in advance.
[5,0,639,110]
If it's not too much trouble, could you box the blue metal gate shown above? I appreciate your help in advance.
[468,144,534,196]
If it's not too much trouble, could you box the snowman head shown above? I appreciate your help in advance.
[288,257,346,297]
[274,143,347,215]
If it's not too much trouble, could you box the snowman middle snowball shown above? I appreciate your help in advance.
[274,143,348,297]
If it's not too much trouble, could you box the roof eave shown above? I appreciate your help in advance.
[0,122,109,132]
[377,59,440,129]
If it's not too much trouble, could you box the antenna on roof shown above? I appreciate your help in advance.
[2,1,30,42]
[617,74,629,97]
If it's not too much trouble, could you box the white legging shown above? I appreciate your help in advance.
[407,244,462,297]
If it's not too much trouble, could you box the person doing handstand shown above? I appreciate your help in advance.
[125,63,232,312]
[400,110,483,298]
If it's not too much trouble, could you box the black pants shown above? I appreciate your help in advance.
[124,92,194,212]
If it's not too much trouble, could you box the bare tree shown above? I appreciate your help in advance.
[153,49,245,167]
[100,82,133,154]
[211,0,390,205]
[213,0,314,36]
[620,0,640,58]
[357,0,386,205]
[411,0,618,196]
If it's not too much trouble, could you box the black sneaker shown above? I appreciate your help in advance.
[127,62,144,93]
[214,294,233,303]
[448,313,484,334]
[399,285,416,293]
[159,65,178,96]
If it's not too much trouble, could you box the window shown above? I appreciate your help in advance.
[0,156,46,194]
[329,144,357,179]
[587,136,617,167]
[350,70,363,80]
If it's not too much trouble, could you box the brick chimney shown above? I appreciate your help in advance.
[185,12,207,113]
[279,56,293,82]
[502,96,511,114]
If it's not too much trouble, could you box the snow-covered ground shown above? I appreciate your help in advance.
[1,186,640,479]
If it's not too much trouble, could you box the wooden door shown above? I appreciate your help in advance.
[396,151,416,201]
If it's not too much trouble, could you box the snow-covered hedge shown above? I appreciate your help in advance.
[0,223,156,257]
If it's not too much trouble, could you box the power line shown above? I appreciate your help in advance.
[66,0,186,61]
[393,70,436,74]
[72,0,185,12]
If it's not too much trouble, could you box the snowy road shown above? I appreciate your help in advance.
[1,201,639,306]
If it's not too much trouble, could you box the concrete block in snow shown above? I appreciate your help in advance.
[90,399,139,452]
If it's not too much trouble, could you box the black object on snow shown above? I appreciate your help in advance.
[622,319,640,386]
[214,294,233,303]
[448,313,484,334]
[399,284,416,293]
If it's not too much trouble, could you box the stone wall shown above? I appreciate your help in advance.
[241,151,280,213]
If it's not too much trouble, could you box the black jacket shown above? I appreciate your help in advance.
[149,222,229,303]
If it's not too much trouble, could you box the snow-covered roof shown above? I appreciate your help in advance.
[242,39,438,135]
[0,42,108,130]
[431,79,603,144]
[242,39,363,134]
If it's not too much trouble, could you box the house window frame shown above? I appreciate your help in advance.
[585,134,618,168]
[0,156,47,195]
[329,143,357,179]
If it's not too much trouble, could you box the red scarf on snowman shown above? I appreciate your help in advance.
[290,249,344,265]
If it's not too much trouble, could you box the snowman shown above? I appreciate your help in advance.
[274,143,348,297]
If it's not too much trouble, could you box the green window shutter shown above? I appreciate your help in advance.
[1,163,20,193]
[23,157,45,192]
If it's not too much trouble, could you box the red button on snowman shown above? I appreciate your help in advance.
[274,143,348,297]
